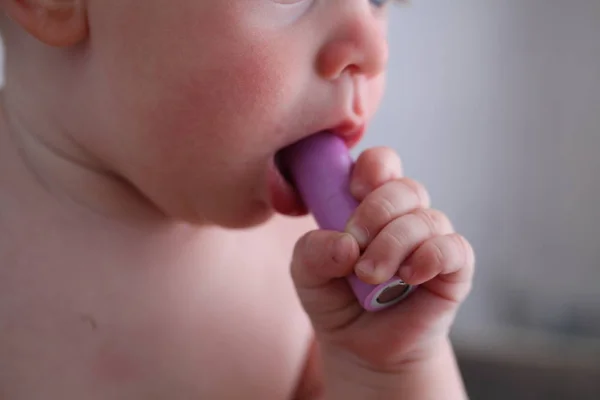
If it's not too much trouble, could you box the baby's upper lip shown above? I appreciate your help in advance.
[277,117,366,155]
[328,120,366,149]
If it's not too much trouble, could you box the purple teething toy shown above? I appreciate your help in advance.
[280,131,414,312]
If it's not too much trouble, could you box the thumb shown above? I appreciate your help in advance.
[291,230,359,288]
[291,230,362,329]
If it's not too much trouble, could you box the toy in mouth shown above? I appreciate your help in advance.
[277,131,415,312]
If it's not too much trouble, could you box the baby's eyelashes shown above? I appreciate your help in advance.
[369,0,393,9]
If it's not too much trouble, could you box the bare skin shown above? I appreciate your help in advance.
[0,0,474,399]
[0,107,317,399]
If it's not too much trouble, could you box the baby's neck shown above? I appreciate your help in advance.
[0,93,184,229]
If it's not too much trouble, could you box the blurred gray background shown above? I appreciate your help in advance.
[359,1,600,398]
[2,1,598,398]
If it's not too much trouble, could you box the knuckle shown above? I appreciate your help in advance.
[354,178,428,228]
[363,180,416,216]
[380,226,410,251]
[414,208,438,234]
[373,194,397,221]
[427,239,447,268]
[398,178,430,206]
[360,192,397,224]
[418,208,452,234]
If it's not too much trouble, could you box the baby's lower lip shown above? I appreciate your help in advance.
[336,125,366,149]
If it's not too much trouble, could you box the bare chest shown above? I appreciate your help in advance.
[0,215,314,399]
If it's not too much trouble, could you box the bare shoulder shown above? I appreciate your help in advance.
[0,210,318,399]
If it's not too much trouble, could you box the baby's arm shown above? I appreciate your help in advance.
[294,338,467,400]
[322,338,467,399]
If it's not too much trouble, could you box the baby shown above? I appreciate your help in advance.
[0,0,475,399]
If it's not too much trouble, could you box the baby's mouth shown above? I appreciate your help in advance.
[268,146,307,217]
[274,149,294,187]
[274,125,363,184]
[270,124,364,216]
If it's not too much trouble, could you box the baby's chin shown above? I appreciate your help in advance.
[137,176,278,229]
[206,198,277,229]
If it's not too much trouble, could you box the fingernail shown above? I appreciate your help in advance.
[332,233,355,264]
[355,259,376,279]
[350,180,370,199]
[397,265,413,282]
[345,221,369,248]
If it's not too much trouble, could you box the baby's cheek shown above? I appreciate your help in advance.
[128,47,290,204]
[156,47,289,153]
[368,74,387,120]
[220,47,291,128]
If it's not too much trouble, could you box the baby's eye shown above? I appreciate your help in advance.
[369,0,392,8]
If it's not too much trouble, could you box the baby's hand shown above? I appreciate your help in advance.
[291,147,475,374]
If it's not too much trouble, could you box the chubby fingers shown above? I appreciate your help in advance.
[345,177,431,249]
[404,233,476,303]
[291,230,360,289]
[353,208,454,284]
[290,230,363,330]
[350,146,404,200]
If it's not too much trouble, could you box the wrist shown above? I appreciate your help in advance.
[320,338,468,400]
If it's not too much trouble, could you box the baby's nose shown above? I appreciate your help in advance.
[315,10,389,80]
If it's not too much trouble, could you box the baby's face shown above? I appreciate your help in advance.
[82,0,390,227]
